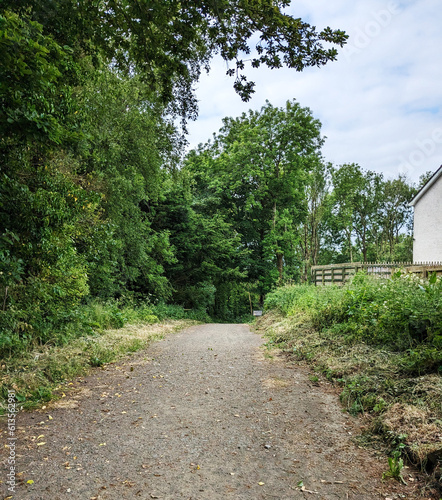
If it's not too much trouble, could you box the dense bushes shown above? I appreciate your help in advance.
[264,272,442,372]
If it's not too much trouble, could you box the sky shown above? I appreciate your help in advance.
[185,0,442,184]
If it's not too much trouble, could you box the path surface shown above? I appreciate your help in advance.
[1,324,418,499]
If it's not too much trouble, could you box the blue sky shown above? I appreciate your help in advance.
[185,0,442,184]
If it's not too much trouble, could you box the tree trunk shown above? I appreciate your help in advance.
[276,252,283,284]
[347,228,353,262]
[362,222,367,263]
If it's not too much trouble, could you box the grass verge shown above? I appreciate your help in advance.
[1,319,197,414]
[254,273,441,491]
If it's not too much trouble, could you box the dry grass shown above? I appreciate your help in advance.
[1,320,196,413]
[262,376,290,389]
[382,404,442,463]
[255,311,442,473]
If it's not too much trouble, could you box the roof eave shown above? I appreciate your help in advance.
[409,165,442,207]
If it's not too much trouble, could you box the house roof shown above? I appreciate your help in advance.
[409,165,442,207]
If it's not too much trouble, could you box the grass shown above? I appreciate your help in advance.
[0,319,197,414]
[0,296,212,359]
[255,272,442,483]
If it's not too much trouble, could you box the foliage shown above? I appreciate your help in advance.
[151,303,212,323]
[298,158,331,280]
[151,171,246,318]
[76,69,177,300]
[377,176,415,260]
[257,273,442,472]
[184,100,324,300]
[319,164,416,264]
[264,282,317,315]
[2,0,347,116]
[265,272,442,359]
[0,10,71,143]
[1,53,179,353]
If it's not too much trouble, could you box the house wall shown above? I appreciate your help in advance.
[413,175,442,262]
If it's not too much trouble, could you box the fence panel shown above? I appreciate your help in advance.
[311,262,442,285]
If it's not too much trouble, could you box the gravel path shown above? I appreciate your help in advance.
[1,323,420,499]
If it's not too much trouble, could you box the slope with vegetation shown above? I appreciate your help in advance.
[256,272,442,482]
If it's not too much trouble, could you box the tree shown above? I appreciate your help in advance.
[298,158,331,280]
[75,69,179,300]
[185,100,323,299]
[0,62,180,348]
[151,171,246,318]
[351,169,383,263]
[0,10,77,145]
[321,165,416,264]
[323,164,357,262]
[2,0,347,119]
[376,175,415,261]
[327,164,383,263]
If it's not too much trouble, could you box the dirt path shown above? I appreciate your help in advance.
[1,324,427,499]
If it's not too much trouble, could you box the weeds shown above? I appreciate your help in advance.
[256,272,442,474]
[382,452,407,485]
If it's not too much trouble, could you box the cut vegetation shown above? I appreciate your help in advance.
[255,271,442,488]
[0,300,203,414]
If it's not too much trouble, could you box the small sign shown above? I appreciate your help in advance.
[253,310,263,316]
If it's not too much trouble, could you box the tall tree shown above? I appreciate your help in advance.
[151,170,246,318]
[298,158,331,280]
[376,175,415,261]
[76,69,178,299]
[185,100,323,299]
[327,164,383,263]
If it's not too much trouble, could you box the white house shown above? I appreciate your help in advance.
[409,165,442,263]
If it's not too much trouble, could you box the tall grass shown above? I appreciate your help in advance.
[265,272,442,372]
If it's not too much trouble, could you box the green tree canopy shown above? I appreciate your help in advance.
[2,0,347,119]
[185,99,324,299]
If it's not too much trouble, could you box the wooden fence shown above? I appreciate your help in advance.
[311,262,442,286]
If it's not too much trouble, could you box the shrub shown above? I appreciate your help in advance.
[151,303,211,323]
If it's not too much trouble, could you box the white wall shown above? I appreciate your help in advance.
[413,175,442,262]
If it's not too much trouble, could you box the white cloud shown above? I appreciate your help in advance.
[185,0,442,183]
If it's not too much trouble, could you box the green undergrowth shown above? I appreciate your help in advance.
[0,298,211,358]
[0,301,203,414]
[256,272,442,479]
